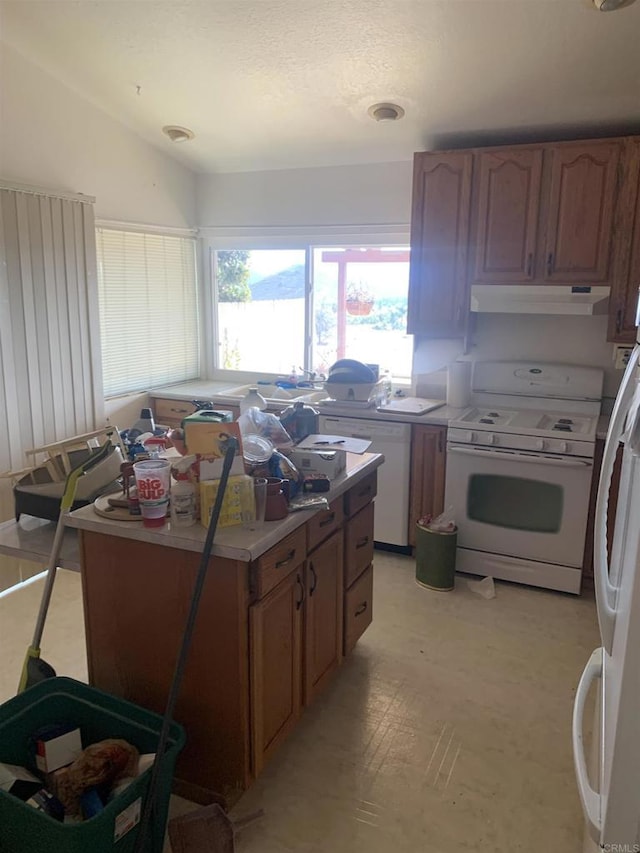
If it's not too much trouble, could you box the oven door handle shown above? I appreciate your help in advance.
[447,444,593,469]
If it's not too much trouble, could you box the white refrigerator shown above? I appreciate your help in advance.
[573,297,640,848]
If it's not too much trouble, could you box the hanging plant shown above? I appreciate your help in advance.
[346,281,374,316]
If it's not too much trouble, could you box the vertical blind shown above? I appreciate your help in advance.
[96,228,199,397]
[0,187,102,590]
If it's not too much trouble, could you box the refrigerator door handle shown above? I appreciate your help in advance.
[572,647,603,843]
[594,345,640,653]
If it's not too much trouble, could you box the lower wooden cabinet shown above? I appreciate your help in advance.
[344,565,373,655]
[250,567,304,776]
[408,425,447,547]
[304,531,344,705]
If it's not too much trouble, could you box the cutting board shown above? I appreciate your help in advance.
[377,397,445,415]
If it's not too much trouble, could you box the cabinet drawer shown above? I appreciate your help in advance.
[152,397,197,423]
[254,527,307,599]
[344,565,373,655]
[344,472,377,518]
[307,499,344,553]
[344,502,374,588]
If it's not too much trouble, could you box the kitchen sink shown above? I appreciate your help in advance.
[222,383,327,404]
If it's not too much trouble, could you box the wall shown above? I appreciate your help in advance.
[197,161,412,228]
[0,42,197,227]
[413,313,622,404]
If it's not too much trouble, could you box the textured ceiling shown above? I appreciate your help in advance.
[1,0,640,174]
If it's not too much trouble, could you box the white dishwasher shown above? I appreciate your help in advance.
[319,415,411,548]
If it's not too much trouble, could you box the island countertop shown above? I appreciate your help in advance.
[65,451,383,562]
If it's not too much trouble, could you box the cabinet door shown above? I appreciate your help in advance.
[543,140,621,283]
[344,565,373,655]
[408,425,446,548]
[407,152,473,336]
[472,148,543,283]
[608,138,640,343]
[304,531,344,705]
[344,501,374,588]
[250,568,304,776]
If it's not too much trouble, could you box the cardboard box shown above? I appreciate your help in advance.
[183,420,242,458]
[34,724,82,773]
[290,448,346,480]
[200,475,255,528]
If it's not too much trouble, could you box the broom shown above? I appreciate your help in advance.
[17,440,114,693]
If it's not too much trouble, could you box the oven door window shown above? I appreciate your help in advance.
[467,474,563,533]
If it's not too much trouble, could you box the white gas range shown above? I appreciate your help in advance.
[445,361,603,594]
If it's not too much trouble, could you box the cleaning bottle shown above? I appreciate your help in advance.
[240,387,267,415]
[170,456,197,527]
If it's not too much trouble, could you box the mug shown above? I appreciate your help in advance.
[264,477,290,521]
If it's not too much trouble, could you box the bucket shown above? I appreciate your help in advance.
[0,677,185,853]
[415,524,458,591]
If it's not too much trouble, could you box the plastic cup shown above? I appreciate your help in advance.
[133,459,171,527]
[253,477,268,526]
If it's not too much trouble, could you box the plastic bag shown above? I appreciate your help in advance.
[237,407,294,448]
[467,576,496,599]
[417,505,456,533]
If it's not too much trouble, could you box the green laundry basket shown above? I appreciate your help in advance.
[0,677,185,853]
[415,523,458,591]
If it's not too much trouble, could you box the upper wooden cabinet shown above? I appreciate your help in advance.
[407,151,473,337]
[470,139,623,287]
[609,138,640,343]
[543,140,621,283]
[409,136,636,338]
[472,148,543,283]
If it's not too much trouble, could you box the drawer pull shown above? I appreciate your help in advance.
[296,573,305,610]
[276,549,296,569]
[319,512,335,528]
[170,407,190,413]
[355,536,370,549]
[546,252,554,277]
[354,602,368,617]
[309,561,317,596]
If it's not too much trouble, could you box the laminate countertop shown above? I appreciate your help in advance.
[65,452,383,563]
[149,381,468,427]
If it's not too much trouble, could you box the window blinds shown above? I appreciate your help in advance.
[0,187,102,590]
[96,228,199,397]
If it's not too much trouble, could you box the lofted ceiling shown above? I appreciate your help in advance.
[1,0,639,174]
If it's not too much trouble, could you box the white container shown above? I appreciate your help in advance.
[447,361,472,408]
[171,477,197,527]
[240,387,267,414]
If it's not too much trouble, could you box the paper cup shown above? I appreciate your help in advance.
[133,459,171,527]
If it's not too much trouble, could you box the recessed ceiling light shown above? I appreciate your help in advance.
[593,0,636,9]
[162,125,195,143]
[367,103,405,122]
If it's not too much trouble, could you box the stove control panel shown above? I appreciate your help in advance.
[447,427,592,458]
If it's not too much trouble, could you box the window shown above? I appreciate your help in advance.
[213,245,411,380]
[96,228,199,397]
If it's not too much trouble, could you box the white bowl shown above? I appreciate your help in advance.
[324,381,377,402]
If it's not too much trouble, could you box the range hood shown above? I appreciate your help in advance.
[470,285,610,316]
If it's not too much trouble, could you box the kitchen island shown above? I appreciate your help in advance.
[65,452,382,804]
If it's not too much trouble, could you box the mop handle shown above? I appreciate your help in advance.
[31,441,113,649]
[133,438,238,853]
